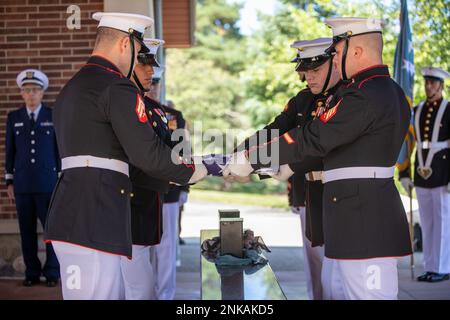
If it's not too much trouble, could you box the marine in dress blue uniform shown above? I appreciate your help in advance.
[236,38,341,300]
[121,38,170,300]
[284,39,342,300]
[5,69,60,286]
[44,13,209,300]
[399,67,450,282]
[225,18,412,300]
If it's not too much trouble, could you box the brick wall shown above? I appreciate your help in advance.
[0,0,104,219]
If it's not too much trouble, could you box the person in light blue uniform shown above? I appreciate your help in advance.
[5,69,60,287]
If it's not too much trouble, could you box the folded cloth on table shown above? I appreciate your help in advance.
[242,229,271,252]
[215,249,268,266]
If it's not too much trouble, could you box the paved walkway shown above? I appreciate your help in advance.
[176,200,449,300]
[1,200,449,300]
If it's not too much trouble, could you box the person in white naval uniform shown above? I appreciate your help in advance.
[400,67,450,283]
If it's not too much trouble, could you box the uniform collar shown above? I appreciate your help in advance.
[145,96,161,105]
[350,64,390,83]
[87,55,123,76]
[426,97,443,106]
[26,104,42,118]
[323,80,343,97]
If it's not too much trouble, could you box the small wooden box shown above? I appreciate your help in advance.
[220,218,243,258]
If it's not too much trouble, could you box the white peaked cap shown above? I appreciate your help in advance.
[325,17,383,38]
[92,12,153,36]
[421,67,450,81]
[290,38,333,59]
[144,38,165,55]
[16,69,49,90]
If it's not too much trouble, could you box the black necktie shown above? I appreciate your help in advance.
[30,112,35,127]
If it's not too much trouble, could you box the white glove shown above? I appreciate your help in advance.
[187,156,208,184]
[291,206,304,215]
[222,151,254,177]
[272,164,294,181]
[400,177,414,193]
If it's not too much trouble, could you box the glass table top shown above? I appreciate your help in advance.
[200,229,286,300]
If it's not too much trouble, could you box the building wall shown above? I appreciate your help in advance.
[0,0,104,220]
[162,0,195,48]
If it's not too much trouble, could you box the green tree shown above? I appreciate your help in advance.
[165,0,250,134]
[166,49,247,132]
[188,0,246,74]
[410,0,450,102]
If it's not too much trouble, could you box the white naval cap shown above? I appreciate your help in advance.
[92,12,153,49]
[93,12,153,35]
[16,69,49,91]
[144,38,165,55]
[325,17,383,39]
[290,38,334,71]
[291,38,333,59]
[139,38,165,67]
[421,67,450,82]
[152,66,165,83]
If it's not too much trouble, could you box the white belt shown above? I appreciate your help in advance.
[418,139,450,150]
[305,171,323,182]
[322,166,395,183]
[61,155,129,177]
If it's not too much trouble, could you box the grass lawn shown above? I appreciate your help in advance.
[189,189,289,209]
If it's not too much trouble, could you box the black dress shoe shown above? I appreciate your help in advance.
[417,272,432,282]
[23,278,40,287]
[427,273,450,283]
[46,279,59,287]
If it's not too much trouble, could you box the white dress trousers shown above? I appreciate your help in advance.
[52,241,124,300]
[416,186,450,274]
[120,244,156,300]
[321,256,399,300]
[296,206,325,300]
[150,202,179,300]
